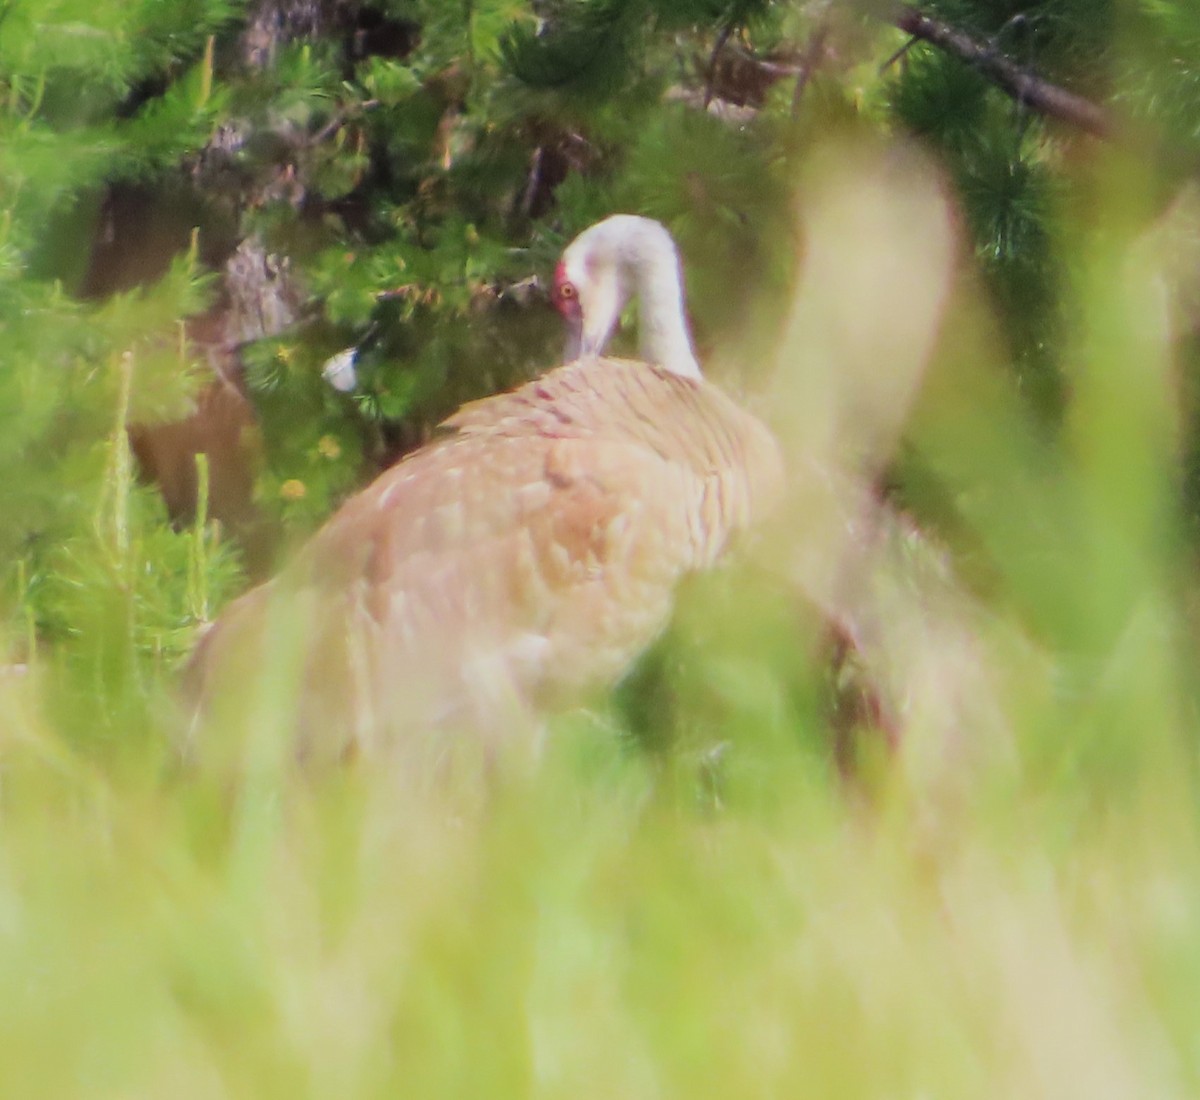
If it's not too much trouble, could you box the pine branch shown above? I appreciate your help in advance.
[889,4,1111,140]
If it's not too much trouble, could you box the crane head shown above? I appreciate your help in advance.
[554,228,627,364]
[553,216,700,378]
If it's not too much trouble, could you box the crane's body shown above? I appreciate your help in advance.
[187,216,782,761]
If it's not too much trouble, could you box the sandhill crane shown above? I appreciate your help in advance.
[186,215,783,764]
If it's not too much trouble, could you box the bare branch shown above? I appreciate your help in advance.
[889,4,1111,139]
[704,21,735,108]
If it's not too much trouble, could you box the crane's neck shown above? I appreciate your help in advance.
[630,236,701,380]
[563,215,703,380]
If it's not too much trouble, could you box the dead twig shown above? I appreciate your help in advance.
[879,35,918,74]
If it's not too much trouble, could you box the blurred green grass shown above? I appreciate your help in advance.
[6,138,1200,1099]
[3,690,1199,1098]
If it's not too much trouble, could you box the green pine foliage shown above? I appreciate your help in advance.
[0,0,244,713]
[1121,3,1200,161]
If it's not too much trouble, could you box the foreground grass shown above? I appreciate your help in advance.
[1,664,1199,1098]
[5,142,1200,1098]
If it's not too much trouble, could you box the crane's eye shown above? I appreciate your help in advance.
[558,281,577,301]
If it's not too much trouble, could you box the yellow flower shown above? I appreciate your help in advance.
[279,479,307,501]
[317,435,342,460]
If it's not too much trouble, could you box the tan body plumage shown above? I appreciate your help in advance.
[187,216,783,761]
[188,356,781,758]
